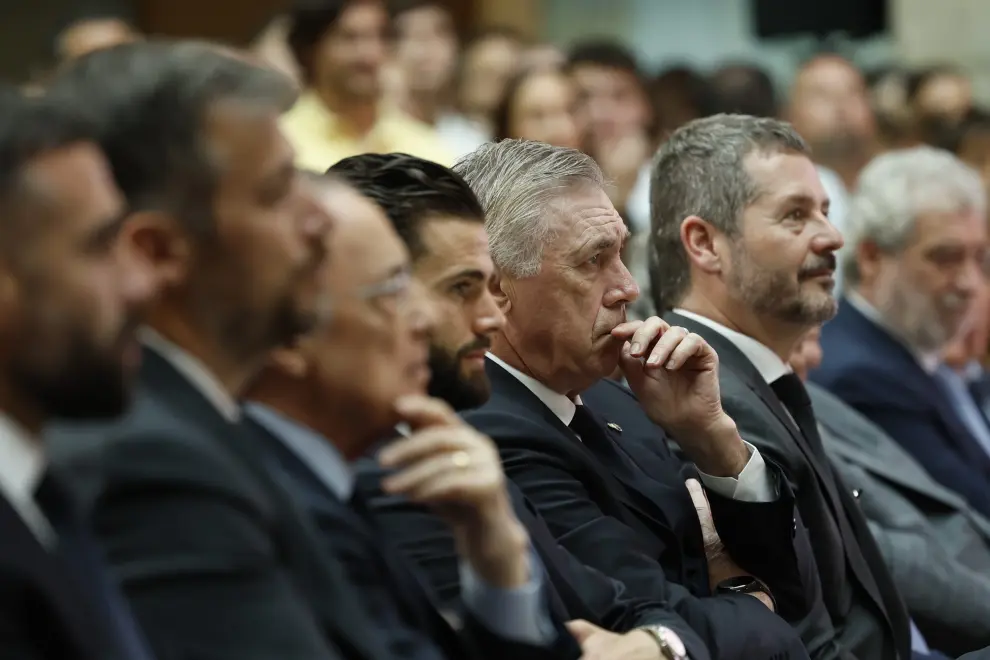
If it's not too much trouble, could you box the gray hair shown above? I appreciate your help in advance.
[453,139,605,278]
[842,146,986,286]
[47,39,298,236]
[649,113,809,311]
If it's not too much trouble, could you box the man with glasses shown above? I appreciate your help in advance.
[242,174,580,660]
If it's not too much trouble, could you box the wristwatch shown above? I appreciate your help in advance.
[638,624,688,660]
[716,575,777,612]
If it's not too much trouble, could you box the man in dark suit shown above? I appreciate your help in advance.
[0,93,157,658]
[330,153,709,659]
[648,114,942,659]
[810,147,990,519]
[791,328,990,656]
[446,138,818,660]
[44,41,377,660]
[242,172,581,660]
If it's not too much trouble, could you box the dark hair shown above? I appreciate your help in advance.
[328,152,484,258]
[704,63,777,119]
[46,39,297,236]
[930,107,990,154]
[288,0,352,84]
[289,0,390,84]
[0,90,98,233]
[567,40,640,77]
[907,64,964,105]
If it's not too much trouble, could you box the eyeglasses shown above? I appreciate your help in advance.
[354,267,413,316]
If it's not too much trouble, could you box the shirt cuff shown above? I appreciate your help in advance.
[459,549,556,646]
[697,442,777,502]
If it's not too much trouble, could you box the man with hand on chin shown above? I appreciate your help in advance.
[243,174,580,660]
[450,139,816,660]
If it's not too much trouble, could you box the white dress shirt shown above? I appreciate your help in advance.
[244,402,556,646]
[140,327,241,421]
[0,413,53,546]
[486,352,776,502]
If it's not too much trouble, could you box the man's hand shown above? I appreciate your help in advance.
[687,479,773,611]
[378,394,530,588]
[612,317,749,477]
[566,620,669,660]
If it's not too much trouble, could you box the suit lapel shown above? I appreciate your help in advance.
[0,496,109,659]
[485,361,679,542]
[141,350,390,660]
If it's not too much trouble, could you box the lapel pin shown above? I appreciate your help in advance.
[606,422,623,433]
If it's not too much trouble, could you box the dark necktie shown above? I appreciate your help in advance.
[769,374,902,632]
[35,473,154,660]
[769,373,831,463]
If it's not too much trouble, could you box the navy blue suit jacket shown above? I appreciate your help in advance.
[463,359,815,660]
[812,297,990,519]
[245,417,581,660]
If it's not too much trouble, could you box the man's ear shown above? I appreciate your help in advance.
[488,270,511,315]
[680,215,723,275]
[121,210,192,288]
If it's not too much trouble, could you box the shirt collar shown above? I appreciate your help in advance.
[244,402,354,500]
[140,327,241,421]
[673,308,792,384]
[486,353,583,426]
[0,413,44,508]
[845,291,941,375]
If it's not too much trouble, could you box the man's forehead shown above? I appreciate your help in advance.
[744,150,825,197]
[416,216,492,274]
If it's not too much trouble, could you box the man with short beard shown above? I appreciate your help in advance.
[0,89,158,660]
[44,41,382,660]
[812,146,990,521]
[652,114,917,659]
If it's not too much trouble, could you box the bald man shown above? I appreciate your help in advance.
[785,54,878,190]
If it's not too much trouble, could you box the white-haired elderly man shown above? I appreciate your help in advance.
[811,146,990,521]
[452,138,818,660]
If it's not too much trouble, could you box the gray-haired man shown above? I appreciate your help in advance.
[454,138,818,660]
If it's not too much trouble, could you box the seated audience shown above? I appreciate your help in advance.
[241,173,581,660]
[455,27,525,141]
[811,147,990,520]
[389,0,489,159]
[792,328,990,656]
[332,152,710,660]
[45,40,379,660]
[651,114,912,659]
[492,67,582,150]
[0,90,157,660]
[567,41,653,222]
[282,0,451,171]
[455,139,816,660]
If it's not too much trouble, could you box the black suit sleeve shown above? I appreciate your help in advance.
[0,608,46,660]
[86,431,343,660]
[477,414,808,660]
[355,460,712,660]
[702,462,817,622]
